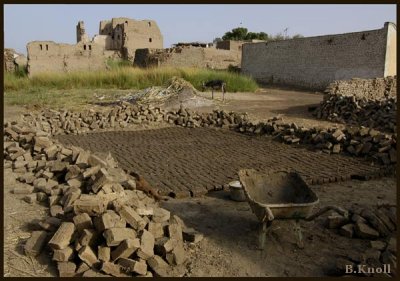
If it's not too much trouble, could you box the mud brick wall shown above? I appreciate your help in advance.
[4,48,16,72]
[134,47,241,69]
[242,23,397,90]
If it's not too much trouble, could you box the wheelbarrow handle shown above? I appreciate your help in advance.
[305,205,348,221]
[262,206,275,222]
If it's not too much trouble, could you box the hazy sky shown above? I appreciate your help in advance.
[4,4,396,55]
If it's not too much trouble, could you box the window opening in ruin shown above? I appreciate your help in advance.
[125,21,128,24]
[148,22,151,27]
[149,38,152,42]
[46,45,48,51]
[117,35,120,40]
[112,35,114,40]
[89,45,92,50]
[39,44,43,50]
[327,38,333,44]
[84,45,86,50]
[361,34,366,40]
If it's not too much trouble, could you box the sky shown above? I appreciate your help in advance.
[4,4,397,55]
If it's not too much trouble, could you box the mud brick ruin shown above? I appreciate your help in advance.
[26,18,163,76]
[242,22,397,89]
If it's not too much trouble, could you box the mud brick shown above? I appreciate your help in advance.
[73,197,106,216]
[53,246,74,262]
[101,262,130,277]
[182,228,204,243]
[331,144,341,154]
[24,231,48,257]
[42,171,54,180]
[137,230,155,260]
[122,179,136,190]
[83,165,100,178]
[50,187,63,196]
[119,205,146,230]
[136,207,154,216]
[373,209,396,232]
[75,150,90,168]
[361,209,390,236]
[39,217,62,231]
[73,213,93,232]
[76,262,90,274]
[79,229,99,247]
[46,179,58,189]
[154,238,175,256]
[152,207,170,223]
[48,195,61,207]
[63,191,81,209]
[13,160,27,169]
[351,214,367,224]
[147,255,170,277]
[13,185,34,194]
[23,152,33,162]
[48,222,75,250]
[148,222,164,239]
[44,145,59,159]
[131,259,148,275]
[167,241,186,266]
[387,237,396,254]
[98,246,111,262]
[13,167,27,174]
[88,154,108,168]
[339,224,354,238]
[65,165,81,181]
[34,136,53,149]
[50,205,64,217]
[93,210,126,232]
[111,238,140,261]
[36,192,48,202]
[23,194,37,204]
[117,258,136,272]
[78,245,98,267]
[103,228,137,247]
[370,240,386,251]
[167,223,183,242]
[57,261,77,277]
[82,269,109,277]
[327,215,349,229]
[61,147,73,156]
[92,169,114,193]
[354,221,379,239]
[361,142,373,154]
[50,161,68,172]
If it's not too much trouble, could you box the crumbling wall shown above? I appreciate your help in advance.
[242,23,397,90]
[4,48,16,72]
[134,46,240,69]
[27,41,111,76]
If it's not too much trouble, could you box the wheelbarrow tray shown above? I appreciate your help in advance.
[238,169,319,221]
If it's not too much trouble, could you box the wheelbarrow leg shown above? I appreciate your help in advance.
[258,220,272,250]
[293,220,304,249]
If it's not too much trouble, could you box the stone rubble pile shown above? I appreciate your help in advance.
[313,77,397,133]
[4,122,205,277]
[329,204,397,277]
[16,102,396,167]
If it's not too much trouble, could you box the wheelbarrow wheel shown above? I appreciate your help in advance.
[258,220,273,250]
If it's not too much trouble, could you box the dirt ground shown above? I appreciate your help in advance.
[3,87,397,277]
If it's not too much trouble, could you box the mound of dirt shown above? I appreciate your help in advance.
[118,77,214,109]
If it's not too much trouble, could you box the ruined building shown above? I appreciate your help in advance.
[242,22,397,90]
[4,48,27,72]
[27,17,163,76]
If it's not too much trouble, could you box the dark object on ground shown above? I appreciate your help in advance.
[202,80,227,101]
[129,171,169,201]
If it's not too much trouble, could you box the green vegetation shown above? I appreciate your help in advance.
[218,27,303,42]
[4,67,258,108]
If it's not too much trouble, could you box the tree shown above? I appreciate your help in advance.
[292,34,304,39]
[213,37,223,44]
[222,27,268,41]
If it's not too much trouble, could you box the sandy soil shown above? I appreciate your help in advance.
[3,87,397,277]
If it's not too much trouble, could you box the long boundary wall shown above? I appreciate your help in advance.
[242,23,397,90]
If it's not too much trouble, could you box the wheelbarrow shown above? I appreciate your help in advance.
[238,169,348,250]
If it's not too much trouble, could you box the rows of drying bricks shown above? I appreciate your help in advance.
[4,123,203,277]
[57,127,389,198]
[16,102,396,166]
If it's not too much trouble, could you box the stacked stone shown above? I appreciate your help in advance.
[4,121,205,277]
[327,204,397,277]
[314,76,397,133]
